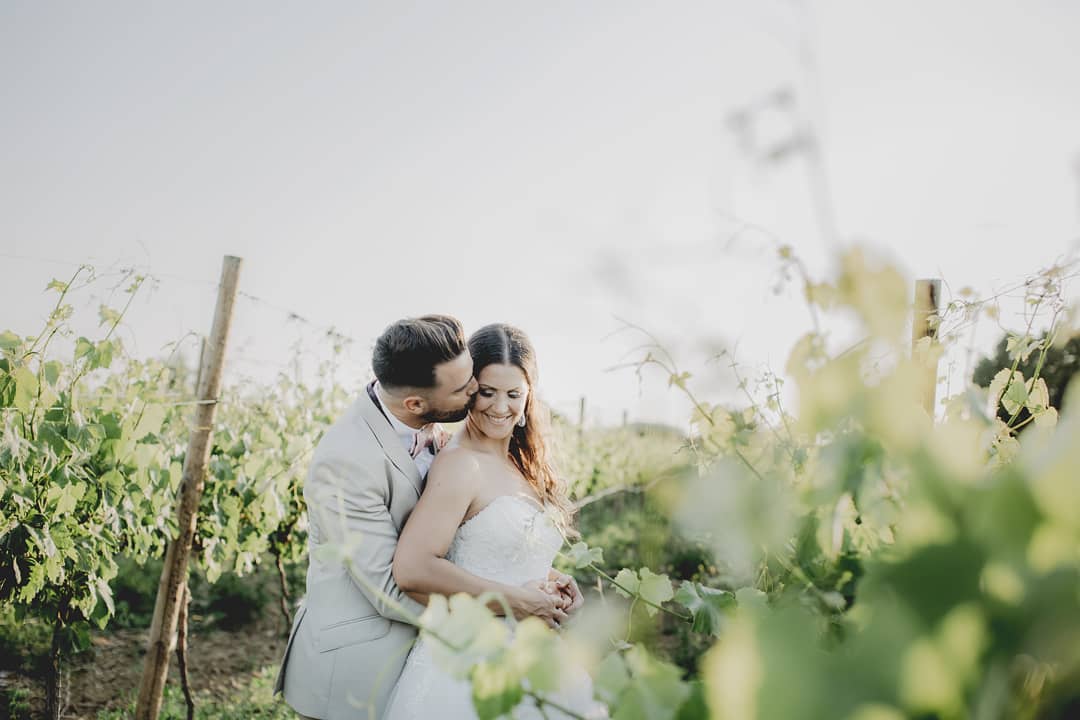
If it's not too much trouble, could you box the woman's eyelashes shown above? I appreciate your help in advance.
[479,389,521,399]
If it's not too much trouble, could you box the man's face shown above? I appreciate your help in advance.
[421,351,478,423]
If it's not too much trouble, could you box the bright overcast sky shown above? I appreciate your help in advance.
[2,1,1078,427]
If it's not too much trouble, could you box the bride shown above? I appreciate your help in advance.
[384,323,606,719]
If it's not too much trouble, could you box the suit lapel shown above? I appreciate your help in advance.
[353,393,424,497]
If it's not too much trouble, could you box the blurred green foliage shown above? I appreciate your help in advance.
[974,331,1080,427]
[4,252,1080,719]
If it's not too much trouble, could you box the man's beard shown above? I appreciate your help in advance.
[421,406,469,424]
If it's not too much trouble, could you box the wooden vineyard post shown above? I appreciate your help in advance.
[135,256,242,720]
[911,278,942,416]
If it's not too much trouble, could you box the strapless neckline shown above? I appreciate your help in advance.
[459,493,544,530]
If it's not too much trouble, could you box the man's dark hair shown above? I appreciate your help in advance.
[372,315,467,390]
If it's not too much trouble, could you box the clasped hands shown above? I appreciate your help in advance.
[515,569,583,630]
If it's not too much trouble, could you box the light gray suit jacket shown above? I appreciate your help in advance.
[275,390,429,719]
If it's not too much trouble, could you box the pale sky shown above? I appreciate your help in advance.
[3,1,1078,427]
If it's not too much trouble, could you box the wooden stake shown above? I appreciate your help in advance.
[176,585,194,720]
[275,551,293,634]
[912,279,942,416]
[135,256,242,720]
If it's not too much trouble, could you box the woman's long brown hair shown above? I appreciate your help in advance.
[467,323,578,538]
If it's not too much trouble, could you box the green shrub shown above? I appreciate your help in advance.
[97,666,293,719]
[5,686,32,720]
[110,556,163,629]
[0,605,52,672]
[189,566,271,631]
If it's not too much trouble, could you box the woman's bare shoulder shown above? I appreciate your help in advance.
[427,446,483,484]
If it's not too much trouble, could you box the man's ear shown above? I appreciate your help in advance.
[402,394,427,416]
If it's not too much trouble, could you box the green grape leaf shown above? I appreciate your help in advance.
[1034,406,1058,428]
[133,404,167,440]
[674,681,708,720]
[1005,335,1037,362]
[0,330,21,352]
[100,412,123,439]
[100,469,125,502]
[567,541,604,569]
[638,568,674,616]
[95,340,116,369]
[423,593,508,679]
[261,488,284,521]
[242,454,267,479]
[12,366,38,413]
[169,461,185,491]
[44,553,64,584]
[90,595,111,629]
[471,661,523,720]
[62,623,92,653]
[735,587,768,611]
[594,651,631,706]
[508,616,561,692]
[674,582,735,636]
[614,646,690,720]
[1001,373,1029,415]
[43,360,63,386]
[52,482,85,515]
[1026,377,1049,412]
[94,576,115,624]
[695,405,735,446]
[75,337,95,361]
[987,368,1013,412]
[19,564,47,603]
[613,568,640,599]
[668,371,692,389]
[133,443,163,471]
[98,305,122,328]
[204,555,223,584]
[284,436,307,459]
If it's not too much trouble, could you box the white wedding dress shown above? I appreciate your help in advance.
[383,494,607,719]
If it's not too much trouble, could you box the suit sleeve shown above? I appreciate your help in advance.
[306,456,426,625]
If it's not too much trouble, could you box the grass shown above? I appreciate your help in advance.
[96,666,293,720]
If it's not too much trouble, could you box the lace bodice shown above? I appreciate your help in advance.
[384,494,606,720]
[445,494,564,587]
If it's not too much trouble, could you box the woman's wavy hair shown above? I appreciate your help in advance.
[467,323,577,538]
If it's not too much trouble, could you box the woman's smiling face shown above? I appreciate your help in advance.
[470,363,529,439]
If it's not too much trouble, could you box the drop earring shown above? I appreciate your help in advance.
[517,414,527,428]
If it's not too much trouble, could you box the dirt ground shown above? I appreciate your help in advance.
[2,606,290,719]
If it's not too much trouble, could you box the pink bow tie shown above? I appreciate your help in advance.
[410,424,449,458]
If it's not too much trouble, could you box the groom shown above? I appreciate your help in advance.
[276,315,581,720]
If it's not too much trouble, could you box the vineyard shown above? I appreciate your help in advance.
[2,248,1080,719]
